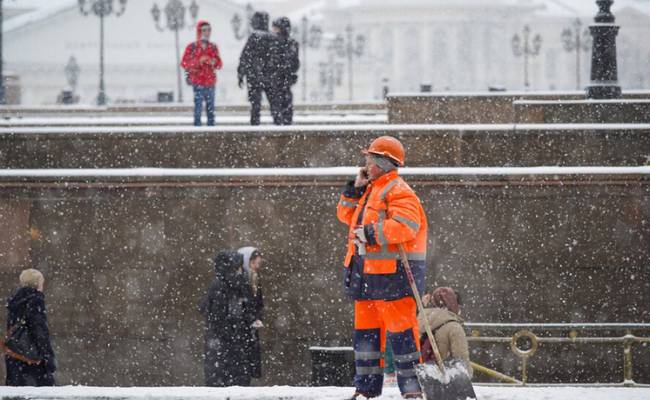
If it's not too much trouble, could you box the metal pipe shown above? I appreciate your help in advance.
[98,12,106,105]
[467,323,650,330]
[624,329,634,384]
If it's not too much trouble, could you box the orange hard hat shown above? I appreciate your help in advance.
[362,136,405,166]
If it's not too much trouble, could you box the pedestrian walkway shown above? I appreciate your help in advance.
[0,385,648,400]
[0,114,387,127]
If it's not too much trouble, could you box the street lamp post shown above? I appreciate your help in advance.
[296,16,322,103]
[512,25,542,90]
[151,0,199,103]
[0,0,11,105]
[78,0,128,106]
[586,0,622,99]
[334,25,364,102]
[319,40,344,102]
[561,18,591,90]
[231,3,254,40]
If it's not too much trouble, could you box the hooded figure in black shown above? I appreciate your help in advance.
[237,11,274,126]
[198,251,256,386]
[5,277,56,386]
[268,17,300,125]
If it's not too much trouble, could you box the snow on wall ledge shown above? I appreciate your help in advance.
[3,123,650,136]
[0,385,649,400]
[0,166,649,179]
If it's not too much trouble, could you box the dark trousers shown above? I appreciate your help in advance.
[193,85,215,126]
[269,85,294,125]
[247,82,270,126]
[5,357,55,386]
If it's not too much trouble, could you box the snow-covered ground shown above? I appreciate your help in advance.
[0,385,648,400]
[0,114,388,127]
[0,166,649,179]
[2,123,650,136]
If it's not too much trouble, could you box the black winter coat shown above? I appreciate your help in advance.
[237,13,274,86]
[245,285,264,378]
[199,251,257,386]
[4,287,56,386]
[269,35,300,88]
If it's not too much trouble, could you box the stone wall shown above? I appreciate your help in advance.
[0,171,648,385]
[514,100,650,124]
[2,125,650,169]
[387,91,650,124]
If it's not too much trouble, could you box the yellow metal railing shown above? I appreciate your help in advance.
[465,323,650,386]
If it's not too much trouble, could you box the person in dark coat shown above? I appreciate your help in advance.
[4,269,56,386]
[198,251,256,386]
[238,246,265,379]
[237,11,274,126]
[268,17,300,125]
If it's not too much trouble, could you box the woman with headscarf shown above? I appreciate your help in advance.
[418,287,472,377]
[198,250,256,386]
[238,246,264,380]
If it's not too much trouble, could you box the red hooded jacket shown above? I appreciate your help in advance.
[181,21,223,87]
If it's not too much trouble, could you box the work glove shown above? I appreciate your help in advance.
[353,226,367,243]
[351,226,368,256]
[354,239,367,256]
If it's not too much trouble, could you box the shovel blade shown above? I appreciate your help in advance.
[415,358,477,400]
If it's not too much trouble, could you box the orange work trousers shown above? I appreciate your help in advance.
[353,296,422,397]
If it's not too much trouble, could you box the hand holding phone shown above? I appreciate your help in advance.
[354,167,369,188]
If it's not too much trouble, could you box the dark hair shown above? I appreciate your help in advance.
[429,287,462,306]
[454,289,462,306]
[272,17,291,37]
[250,249,262,260]
[251,11,269,31]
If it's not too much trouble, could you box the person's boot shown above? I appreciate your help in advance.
[402,393,423,399]
[347,392,375,400]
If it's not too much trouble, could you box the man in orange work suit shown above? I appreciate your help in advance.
[337,136,427,399]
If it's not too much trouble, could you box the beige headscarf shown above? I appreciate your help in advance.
[238,246,261,296]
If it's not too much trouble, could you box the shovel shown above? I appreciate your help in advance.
[398,244,477,400]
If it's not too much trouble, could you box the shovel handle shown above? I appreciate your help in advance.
[398,244,445,373]
[470,361,522,384]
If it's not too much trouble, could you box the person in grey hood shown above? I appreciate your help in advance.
[237,11,274,125]
[238,246,265,379]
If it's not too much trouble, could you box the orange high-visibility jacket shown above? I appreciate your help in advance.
[337,170,427,274]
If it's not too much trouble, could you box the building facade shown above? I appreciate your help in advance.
[3,0,650,105]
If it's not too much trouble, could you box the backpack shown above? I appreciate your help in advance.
[1,319,42,365]
[185,43,196,86]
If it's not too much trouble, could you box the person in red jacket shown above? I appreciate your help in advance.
[181,20,223,126]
